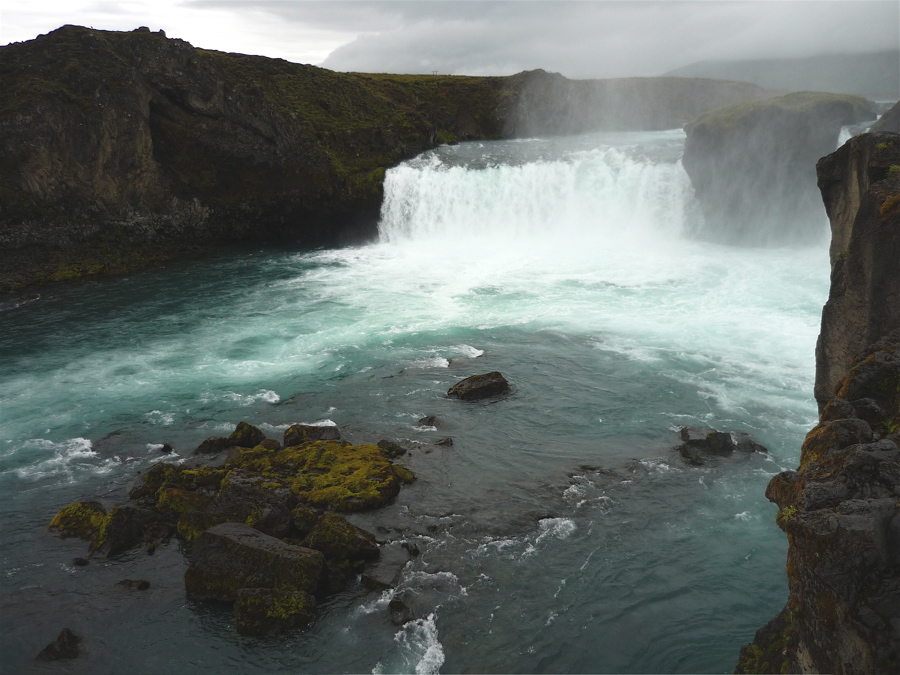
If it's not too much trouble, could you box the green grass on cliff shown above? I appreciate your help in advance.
[685,91,876,133]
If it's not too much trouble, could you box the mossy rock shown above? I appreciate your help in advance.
[284,424,340,446]
[235,587,316,636]
[228,440,405,511]
[392,464,415,484]
[177,509,223,547]
[303,513,379,570]
[184,522,324,601]
[229,421,266,448]
[156,487,211,516]
[49,501,107,539]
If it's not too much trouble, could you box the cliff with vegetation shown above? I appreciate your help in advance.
[682,92,877,244]
[0,25,773,293]
[736,132,900,674]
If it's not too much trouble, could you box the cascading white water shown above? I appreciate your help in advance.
[379,134,696,248]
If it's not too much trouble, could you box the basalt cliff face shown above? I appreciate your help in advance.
[815,132,900,410]
[0,25,775,292]
[736,132,900,674]
[682,92,878,245]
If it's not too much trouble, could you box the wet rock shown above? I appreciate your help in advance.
[675,426,766,466]
[388,590,421,626]
[416,416,439,427]
[117,579,150,590]
[159,443,174,454]
[447,372,510,401]
[435,437,454,447]
[377,439,407,458]
[91,504,157,557]
[401,541,420,557]
[284,424,340,447]
[195,436,234,455]
[234,587,316,636]
[36,628,81,661]
[229,421,266,449]
[257,438,282,452]
[72,557,89,566]
[303,513,379,571]
[208,472,294,538]
[184,523,324,601]
[290,507,320,538]
[361,541,412,591]
[48,501,106,539]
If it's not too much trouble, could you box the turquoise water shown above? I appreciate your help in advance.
[0,130,828,673]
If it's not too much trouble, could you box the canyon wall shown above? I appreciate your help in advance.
[737,131,900,674]
[0,25,773,292]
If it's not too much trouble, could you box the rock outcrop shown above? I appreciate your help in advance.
[447,372,510,401]
[871,101,900,134]
[737,331,900,674]
[736,132,900,674]
[682,92,878,245]
[814,132,900,409]
[48,422,417,635]
[674,426,767,466]
[0,25,776,292]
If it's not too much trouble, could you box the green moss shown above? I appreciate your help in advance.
[156,487,210,514]
[228,440,401,511]
[889,165,900,176]
[392,464,416,484]
[48,501,107,539]
[266,590,314,620]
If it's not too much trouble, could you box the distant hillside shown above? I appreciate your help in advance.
[665,51,899,98]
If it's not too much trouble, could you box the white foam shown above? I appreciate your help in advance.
[452,344,484,358]
[224,389,280,406]
[11,437,122,482]
[536,517,577,543]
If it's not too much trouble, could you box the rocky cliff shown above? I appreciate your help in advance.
[0,25,775,293]
[736,133,900,674]
[682,92,878,245]
[815,132,900,409]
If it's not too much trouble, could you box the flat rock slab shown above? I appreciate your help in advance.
[447,372,510,401]
[184,522,323,601]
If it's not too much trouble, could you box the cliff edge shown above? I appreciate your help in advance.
[815,132,900,409]
[736,132,900,674]
[0,26,774,293]
[682,92,877,245]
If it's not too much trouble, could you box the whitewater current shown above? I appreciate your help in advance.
[0,129,830,673]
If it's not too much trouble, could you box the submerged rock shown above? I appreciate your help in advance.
[447,372,510,401]
[184,523,323,602]
[675,426,767,466]
[36,628,81,661]
[117,579,150,591]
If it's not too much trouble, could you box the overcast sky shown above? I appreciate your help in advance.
[2,1,897,78]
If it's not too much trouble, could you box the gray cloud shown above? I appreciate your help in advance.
[189,1,898,78]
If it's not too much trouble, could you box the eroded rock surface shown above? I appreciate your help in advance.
[447,372,510,401]
[737,331,900,674]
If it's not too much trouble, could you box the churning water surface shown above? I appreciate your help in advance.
[0,130,829,673]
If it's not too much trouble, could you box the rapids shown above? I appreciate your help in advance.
[0,129,829,673]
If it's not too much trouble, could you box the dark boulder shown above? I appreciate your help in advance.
[91,504,156,557]
[234,587,316,636]
[377,439,407,458]
[284,424,340,447]
[117,579,150,590]
[447,372,510,401]
[303,513,379,571]
[229,421,266,448]
[361,541,413,591]
[207,472,294,538]
[435,437,454,447]
[416,416,439,427]
[195,436,235,455]
[184,523,323,601]
[675,426,768,466]
[36,628,81,661]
